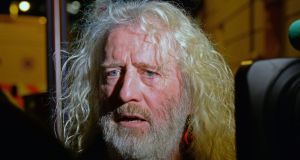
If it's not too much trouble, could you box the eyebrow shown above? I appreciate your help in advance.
[101,62,125,68]
[134,62,162,71]
[101,62,162,71]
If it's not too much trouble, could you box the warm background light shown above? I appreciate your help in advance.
[19,1,31,12]
[38,16,47,25]
[9,3,18,17]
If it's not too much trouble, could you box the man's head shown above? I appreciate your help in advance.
[99,24,191,159]
[60,0,235,160]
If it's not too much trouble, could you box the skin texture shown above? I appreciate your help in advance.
[101,25,183,124]
[99,25,187,159]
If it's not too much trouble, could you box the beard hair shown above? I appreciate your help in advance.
[98,95,190,160]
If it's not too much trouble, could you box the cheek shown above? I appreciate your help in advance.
[100,85,114,97]
[146,81,181,119]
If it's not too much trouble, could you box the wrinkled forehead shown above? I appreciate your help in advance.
[109,23,164,43]
[106,23,178,63]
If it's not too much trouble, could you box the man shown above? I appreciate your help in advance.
[58,0,235,160]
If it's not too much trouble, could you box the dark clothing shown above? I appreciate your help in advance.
[0,90,75,160]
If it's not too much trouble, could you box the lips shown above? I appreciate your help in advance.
[113,104,151,128]
[114,113,150,128]
[116,113,147,122]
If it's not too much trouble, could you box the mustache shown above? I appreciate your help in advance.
[113,103,151,122]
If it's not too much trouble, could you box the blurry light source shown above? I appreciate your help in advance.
[38,16,47,25]
[241,60,253,66]
[67,1,81,15]
[9,2,19,18]
[19,1,31,12]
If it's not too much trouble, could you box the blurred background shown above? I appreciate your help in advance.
[1,0,299,109]
[0,0,299,151]
[0,0,89,110]
[200,0,300,72]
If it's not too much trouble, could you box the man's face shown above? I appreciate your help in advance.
[99,25,190,159]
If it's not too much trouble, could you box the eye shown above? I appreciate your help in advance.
[106,69,121,78]
[144,70,158,78]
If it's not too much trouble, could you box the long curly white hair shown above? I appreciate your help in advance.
[58,0,236,159]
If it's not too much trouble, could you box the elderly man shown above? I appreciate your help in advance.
[58,0,235,160]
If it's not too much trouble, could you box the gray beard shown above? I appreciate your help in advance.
[99,97,189,160]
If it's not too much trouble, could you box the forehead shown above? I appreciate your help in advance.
[106,25,149,56]
[104,25,177,68]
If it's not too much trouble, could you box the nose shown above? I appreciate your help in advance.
[119,69,142,103]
